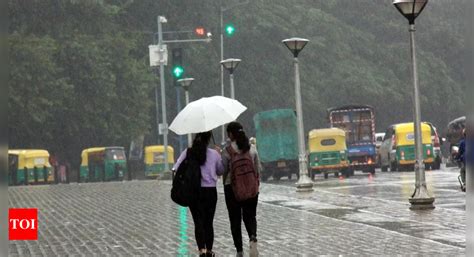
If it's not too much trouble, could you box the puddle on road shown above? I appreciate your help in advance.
[264,199,464,248]
[313,208,359,219]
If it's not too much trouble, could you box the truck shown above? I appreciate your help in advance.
[253,109,299,181]
[327,105,376,175]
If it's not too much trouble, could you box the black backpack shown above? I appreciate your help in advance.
[171,149,201,207]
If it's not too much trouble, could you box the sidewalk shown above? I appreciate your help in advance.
[8,180,465,256]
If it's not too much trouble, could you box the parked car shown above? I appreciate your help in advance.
[308,128,350,179]
[79,147,127,182]
[379,122,435,172]
[8,149,54,186]
[144,145,174,178]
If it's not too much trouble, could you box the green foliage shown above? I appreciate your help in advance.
[8,0,468,167]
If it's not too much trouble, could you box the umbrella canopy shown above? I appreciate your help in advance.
[169,96,247,135]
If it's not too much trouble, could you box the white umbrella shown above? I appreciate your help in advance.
[169,96,247,135]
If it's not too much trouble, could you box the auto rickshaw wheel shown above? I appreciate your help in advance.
[24,168,28,185]
[324,172,329,179]
[390,162,398,172]
[369,168,376,175]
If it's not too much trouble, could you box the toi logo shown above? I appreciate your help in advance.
[9,208,38,240]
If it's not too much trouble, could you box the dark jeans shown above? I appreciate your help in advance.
[461,163,466,184]
[189,187,218,251]
[224,184,258,252]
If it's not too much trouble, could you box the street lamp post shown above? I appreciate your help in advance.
[220,58,241,99]
[282,38,313,192]
[393,0,434,209]
[177,78,195,147]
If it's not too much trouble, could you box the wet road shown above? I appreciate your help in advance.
[268,165,465,211]
[8,165,465,256]
[262,165,466,249]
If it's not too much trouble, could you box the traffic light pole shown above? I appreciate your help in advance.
[220,9,225,146]
[219,0,249,146]
[157,16,170,173]
[154,16,212,172]
[175,85,184,154]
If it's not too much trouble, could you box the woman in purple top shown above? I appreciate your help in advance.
[173,131,224,257]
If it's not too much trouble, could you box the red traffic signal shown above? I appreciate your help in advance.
[195,27,205,36]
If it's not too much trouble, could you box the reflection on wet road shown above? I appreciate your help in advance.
[260,165,465,248]
[177,206,189,256]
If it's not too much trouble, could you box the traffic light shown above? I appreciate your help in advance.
[171,48,184,79]
[195,27,205,37]
[172,66,184,78]
[224,24,235,37]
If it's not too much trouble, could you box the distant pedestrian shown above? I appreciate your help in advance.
[456,129,466,187]
[173,131,224,257]
[222,122,261,257]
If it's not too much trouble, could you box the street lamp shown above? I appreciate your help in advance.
[220,58,241,100]
[177,78,195,147]
[282,37,313,192]
[393,0,434,209]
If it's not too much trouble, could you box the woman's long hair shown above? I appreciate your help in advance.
[227,122,250,153]
[190,131,212,166]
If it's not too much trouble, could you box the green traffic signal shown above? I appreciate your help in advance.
[225,24,235,37]
[172,66,184,78]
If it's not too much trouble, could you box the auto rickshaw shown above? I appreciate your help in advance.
[144,145,174,178]
[79,147,127,182]
[308,128,349,179]
[8,149,53,186]
[379,122,435,171]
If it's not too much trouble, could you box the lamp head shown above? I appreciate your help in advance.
[220,58,242,74]
[177,78,194,90]
[282,38,309,58]
[393,0,428,24]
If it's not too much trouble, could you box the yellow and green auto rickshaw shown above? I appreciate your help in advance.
[379,122,435,171]
[144,145,174,178]
[308,128,350,179]
[8,149,53,186]
[79,147,127,182]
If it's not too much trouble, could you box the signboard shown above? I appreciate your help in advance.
[149,44,168,67]
[159,123,168,135]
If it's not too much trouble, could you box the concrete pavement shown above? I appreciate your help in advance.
[8,166,465,256]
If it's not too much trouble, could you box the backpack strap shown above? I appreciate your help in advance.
[226,145,237,157]
[224,145,236,183]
